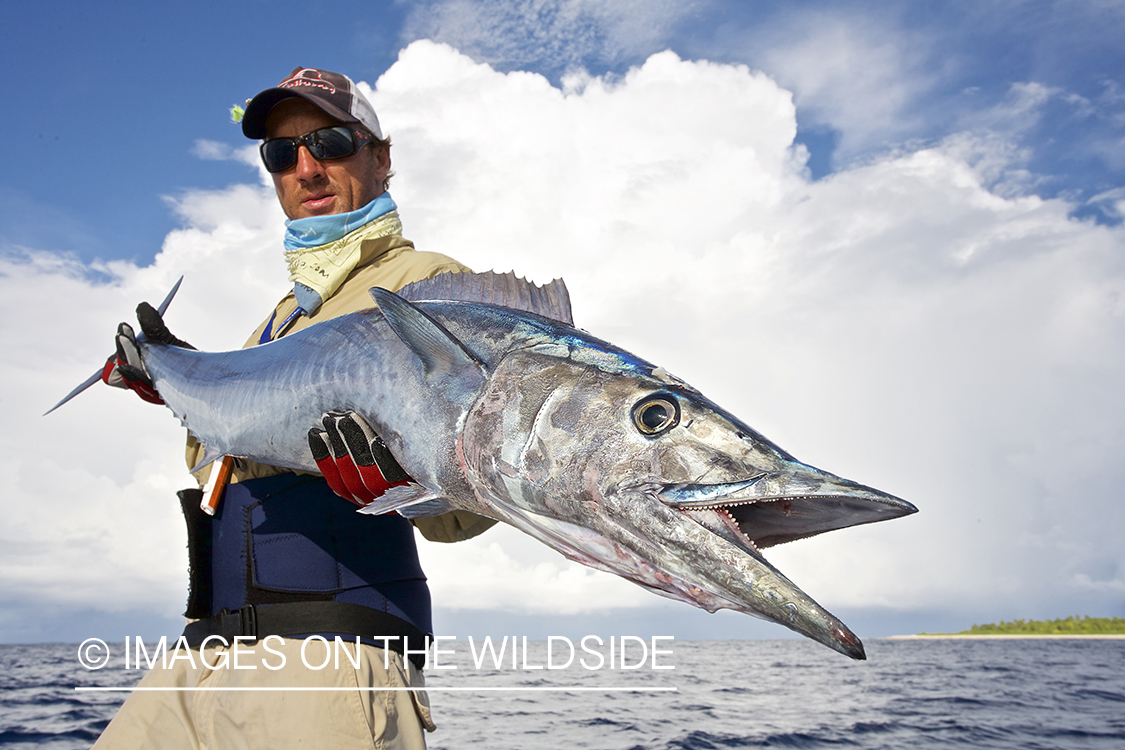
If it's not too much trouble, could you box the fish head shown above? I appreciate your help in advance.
[462,341,916,660]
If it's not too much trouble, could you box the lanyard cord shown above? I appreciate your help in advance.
[259,306,305,345]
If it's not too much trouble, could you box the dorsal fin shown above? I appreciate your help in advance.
[391,270,573,325]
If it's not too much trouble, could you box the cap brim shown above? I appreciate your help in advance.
[241,88,357,139]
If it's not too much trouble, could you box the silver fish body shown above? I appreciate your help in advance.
[135,276,916,660]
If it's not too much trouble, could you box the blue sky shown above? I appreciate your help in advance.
[2,1,1124,646]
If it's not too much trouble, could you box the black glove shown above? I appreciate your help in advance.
[308,411,411,507]
[101,323,163,405]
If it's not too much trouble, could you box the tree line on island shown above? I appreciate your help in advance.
[924,615,1125,635]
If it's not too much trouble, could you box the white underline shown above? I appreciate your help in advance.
[75,686,678,693]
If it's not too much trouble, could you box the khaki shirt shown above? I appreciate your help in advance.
[187,232,496,543]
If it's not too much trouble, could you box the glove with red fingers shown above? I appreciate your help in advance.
[101,322,164,405]
[308,411,411,507]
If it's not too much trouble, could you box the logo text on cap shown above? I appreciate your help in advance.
[280,69,337,95]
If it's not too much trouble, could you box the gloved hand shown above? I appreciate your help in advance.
[101,322,163,405]
[308,411,411,507]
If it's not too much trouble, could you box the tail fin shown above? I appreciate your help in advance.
[43,276,185,416]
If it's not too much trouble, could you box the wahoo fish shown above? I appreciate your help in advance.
[54,271,915,660]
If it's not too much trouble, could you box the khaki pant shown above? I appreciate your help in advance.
[93,637,434,750]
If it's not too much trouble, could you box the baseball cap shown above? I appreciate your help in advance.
[241,67,383,140]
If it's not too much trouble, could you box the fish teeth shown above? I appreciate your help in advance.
[694,505,761,553]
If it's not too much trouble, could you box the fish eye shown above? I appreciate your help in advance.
[632,395,680,436]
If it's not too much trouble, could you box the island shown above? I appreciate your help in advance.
[889,616,1125,639]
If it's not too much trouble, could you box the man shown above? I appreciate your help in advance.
[95,66,494,750]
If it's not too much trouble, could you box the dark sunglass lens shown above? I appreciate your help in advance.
[308,127,357,160]
[261,140,297,173]
[260,127,361,172]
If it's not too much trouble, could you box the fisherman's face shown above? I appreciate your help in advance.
[264,98,389,220]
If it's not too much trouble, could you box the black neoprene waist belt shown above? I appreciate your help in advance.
[182,601,431,671]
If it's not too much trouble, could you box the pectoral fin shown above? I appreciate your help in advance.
[355,482,455,517]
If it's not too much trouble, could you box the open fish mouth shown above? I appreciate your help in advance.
[633,474,917,660]
[660,475,917,549]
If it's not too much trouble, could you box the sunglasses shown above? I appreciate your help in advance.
[259,126,373,173]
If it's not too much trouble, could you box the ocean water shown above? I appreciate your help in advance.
[2,638,1123,749]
